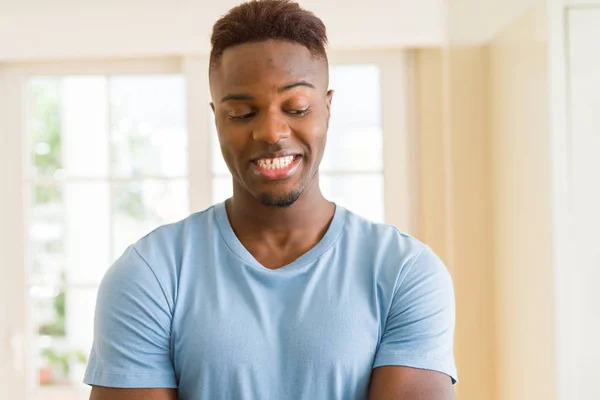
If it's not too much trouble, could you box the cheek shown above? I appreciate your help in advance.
[218,127,249,164]
[294,111,328,151]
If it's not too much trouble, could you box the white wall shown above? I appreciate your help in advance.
[0,0,554,62]
[0,0,444,61]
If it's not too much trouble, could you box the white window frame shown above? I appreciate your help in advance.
[0,57,212,399]
[0,50,416,399]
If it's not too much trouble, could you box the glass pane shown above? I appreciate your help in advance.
[63,182,111,286]
[321,174,384,223]
[110,75,187,178]
[30,182,66,287]
[213,175,233,204]
[62,77,110,178]
[29,79,63,179]
[321,65,383,172]
[112,179,189,260]
[31,286,95,399]
[31,181,110,286]
[29,76,110,180]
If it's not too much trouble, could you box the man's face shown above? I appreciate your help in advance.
[210,40,333,207]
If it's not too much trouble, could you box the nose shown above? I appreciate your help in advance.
[252,111,291,144]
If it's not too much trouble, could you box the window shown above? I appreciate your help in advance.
[0,51,414,399]
[26,74,188,399]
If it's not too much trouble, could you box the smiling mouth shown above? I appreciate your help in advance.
[251,154,302,180]
[253,155,299,170]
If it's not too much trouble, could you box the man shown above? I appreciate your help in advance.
[85,1,458,399]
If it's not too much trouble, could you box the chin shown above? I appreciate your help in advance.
[257,189,303,208]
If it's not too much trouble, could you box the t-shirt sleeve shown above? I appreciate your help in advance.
[373,246,458,384]
[83,245,177,388]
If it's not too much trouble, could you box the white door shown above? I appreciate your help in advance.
[565,6,600,400]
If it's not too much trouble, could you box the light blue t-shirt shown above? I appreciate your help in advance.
[84,202,457,399]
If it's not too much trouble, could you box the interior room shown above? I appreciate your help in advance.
[1,0,598,399]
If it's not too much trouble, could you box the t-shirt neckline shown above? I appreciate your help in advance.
[214,201,347,275]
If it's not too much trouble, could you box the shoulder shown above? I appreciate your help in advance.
[102,205,218,305]
[340,209,450,290]
[342,209,429,264]
[133,205,217,262]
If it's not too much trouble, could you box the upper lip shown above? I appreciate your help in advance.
[250,151,299,162]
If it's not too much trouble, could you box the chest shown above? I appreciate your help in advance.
[170,262,381,375]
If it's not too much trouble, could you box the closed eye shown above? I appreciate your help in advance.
[229,112,256,121]
[287,108,310,116]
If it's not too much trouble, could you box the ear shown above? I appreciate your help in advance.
[210,102,215,113]
[325,89,334,117]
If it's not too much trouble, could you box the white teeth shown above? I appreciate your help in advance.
[256,155,295,170]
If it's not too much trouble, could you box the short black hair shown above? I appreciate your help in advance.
[209,0,328,71]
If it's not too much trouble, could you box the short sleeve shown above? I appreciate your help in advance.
[83,245,177,388]
[373,246,458,384]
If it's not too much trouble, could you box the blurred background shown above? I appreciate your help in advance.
[0,0,598,399]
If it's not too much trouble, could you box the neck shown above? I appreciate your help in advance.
[226,179,334,237]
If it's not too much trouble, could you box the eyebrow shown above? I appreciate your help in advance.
[278,80,316,92]
[220,80,316,103]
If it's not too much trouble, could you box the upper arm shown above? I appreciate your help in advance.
[84,245,177,389]
[90,386,177,400]
[372,246,458,388]
[368,366,455,400]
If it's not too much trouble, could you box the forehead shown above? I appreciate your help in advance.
[211,40,327,91]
